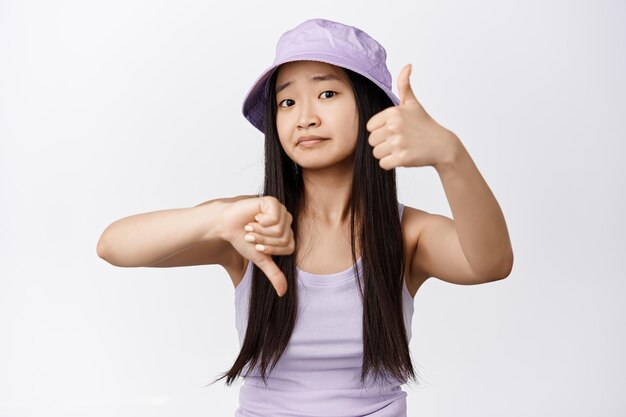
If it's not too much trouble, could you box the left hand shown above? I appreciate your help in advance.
[366,63,458,170]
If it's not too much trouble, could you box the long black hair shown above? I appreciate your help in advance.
[208,64,422,389]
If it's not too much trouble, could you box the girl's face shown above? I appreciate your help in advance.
[274,61,359,170]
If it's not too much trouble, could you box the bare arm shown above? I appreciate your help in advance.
[96,197,236,268]
[411,136,514,285]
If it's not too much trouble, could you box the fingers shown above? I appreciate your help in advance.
[244,229,295,256]
[254,197,278,226]
[246,196,294,297]
[247,218,291,237]
[244,222,294,251]
[255,199,292,229]
[245,197,294,255]
[246,236,295,255]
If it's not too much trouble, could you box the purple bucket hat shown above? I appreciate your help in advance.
[241,18,400,134]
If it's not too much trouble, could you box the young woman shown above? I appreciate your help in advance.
[97,18,514,417]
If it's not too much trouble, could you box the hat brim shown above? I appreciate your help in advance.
[242,53,400,134]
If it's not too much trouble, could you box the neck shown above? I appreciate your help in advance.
[299,163,354,228]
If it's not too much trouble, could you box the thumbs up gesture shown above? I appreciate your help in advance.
[366,64,460,171]
[222,196,294,297]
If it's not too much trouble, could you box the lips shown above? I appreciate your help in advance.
[297,135,328,145]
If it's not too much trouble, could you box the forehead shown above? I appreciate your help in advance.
[275,61,348,87]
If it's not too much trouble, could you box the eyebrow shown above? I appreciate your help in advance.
[275,73,343,95]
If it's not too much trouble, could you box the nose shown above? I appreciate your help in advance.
[297,100,321,129]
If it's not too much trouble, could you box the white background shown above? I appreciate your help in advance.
[1,0,624,416]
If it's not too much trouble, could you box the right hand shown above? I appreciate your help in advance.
[220,196,295,297]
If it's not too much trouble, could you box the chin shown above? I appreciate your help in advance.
[299,157,354,171]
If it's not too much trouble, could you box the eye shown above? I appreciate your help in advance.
[277,91,338,108]
[278,98,295,108]
[278,98,293,107]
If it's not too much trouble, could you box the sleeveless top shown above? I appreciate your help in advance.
[234,202,414,417]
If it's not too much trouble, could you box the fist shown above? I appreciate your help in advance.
[221,195,295,297]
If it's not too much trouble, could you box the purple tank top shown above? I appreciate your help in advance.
[234,202,414,416]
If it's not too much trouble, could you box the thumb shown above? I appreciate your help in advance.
[397,63,430,118]
[253,254,288,297]
[398,64,418,106]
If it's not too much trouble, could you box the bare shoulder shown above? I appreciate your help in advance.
[400,204,435,296]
